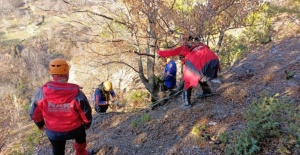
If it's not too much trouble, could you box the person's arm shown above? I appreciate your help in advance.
[107,90,117,106]
[110,90,117,101]
[77,91,92,130]
[29,88,45,130]
[158,45,189,57]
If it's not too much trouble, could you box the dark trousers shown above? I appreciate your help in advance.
[183,87,192,105]
[182,81,211,105]
[49,136,86,155]
[47,126,86,155]
[199,81,212,94]
[95,104,109,113]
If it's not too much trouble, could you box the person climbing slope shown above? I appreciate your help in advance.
[94,81,117,113]
[157,36,221,108]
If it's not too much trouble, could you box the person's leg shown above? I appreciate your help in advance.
[74,138,88,155]
[49,139,66,155]
[176,80,184,92]
[182,87,192,108]
[74,126,89,155]
[99,105,109,112]
[95,105,101,113]
[198,81,212,98]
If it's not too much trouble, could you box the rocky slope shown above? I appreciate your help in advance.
[33,36,300,155]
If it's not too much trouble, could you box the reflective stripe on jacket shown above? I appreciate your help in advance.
[158,43,221,90]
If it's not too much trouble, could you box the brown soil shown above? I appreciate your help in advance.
[33,12,300,155]
[47,38,299,155]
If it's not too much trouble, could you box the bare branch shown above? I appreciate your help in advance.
[62,0,71,5]
[134,51,155,58]
[35,5,51,11]
[102,61,139,73]
[75,10,128,26]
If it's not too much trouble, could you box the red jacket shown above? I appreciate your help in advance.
[30,81,92,132]
[158,43,221,89]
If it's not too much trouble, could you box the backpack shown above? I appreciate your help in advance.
[97,83,111,101]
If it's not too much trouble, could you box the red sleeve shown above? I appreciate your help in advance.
[158,45,190,57]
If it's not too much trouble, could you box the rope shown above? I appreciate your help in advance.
[150,89,184,109]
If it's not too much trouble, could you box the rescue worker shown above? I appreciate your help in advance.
[157,36,221,108]
[94,81,117,113]
[29,58,93,155]
[159,57,177,91]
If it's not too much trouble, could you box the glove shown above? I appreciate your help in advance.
[113,100,119,105]
[83,122,91,130]
[84,125,90,130]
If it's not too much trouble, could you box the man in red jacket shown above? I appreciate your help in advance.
[158,37,221,108]
[30,58,93,155]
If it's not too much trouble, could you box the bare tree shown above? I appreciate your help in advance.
[31,0,260,102]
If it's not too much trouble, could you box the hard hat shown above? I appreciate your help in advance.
[103,81,112,91]
[49,58,70,75]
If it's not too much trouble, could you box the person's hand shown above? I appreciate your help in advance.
[84,125,90,130]
[159,73,166,81]
[39,126,46,131]
[113,100,119,105]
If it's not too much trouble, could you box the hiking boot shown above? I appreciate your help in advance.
[197,92,213,98]
[198,82,213,98]
[181,89,192,108]
[88,149,95,155]
[181,103,191,108]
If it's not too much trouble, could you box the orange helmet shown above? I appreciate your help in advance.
[49,58,70,75]
[103,81,112,91]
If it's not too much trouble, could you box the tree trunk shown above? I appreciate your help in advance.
[215,29,225,54]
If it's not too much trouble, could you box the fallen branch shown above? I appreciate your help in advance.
[150,89,184,110]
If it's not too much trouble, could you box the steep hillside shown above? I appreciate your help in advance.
[0,1,299,155]
[31,37,300,155]
[89,38,299,155]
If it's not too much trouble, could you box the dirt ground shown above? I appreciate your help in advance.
[33,16,300,155]
[80,36,299,155]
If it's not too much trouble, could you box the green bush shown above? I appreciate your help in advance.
[191,125,206,144]
[219,35,249,69]
[128,90,149,103]
[224,93,299,154]
[141,113,151,123]
[131,113,151,128]
[219,132,229,144]
[131,119,138,128]
[243,3,273,45]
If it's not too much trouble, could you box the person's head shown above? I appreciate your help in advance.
[48,58,70,82]
[159,57,172,65]
[184,36,201,46]
[103,81,112,92]
[179,55,185,64]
